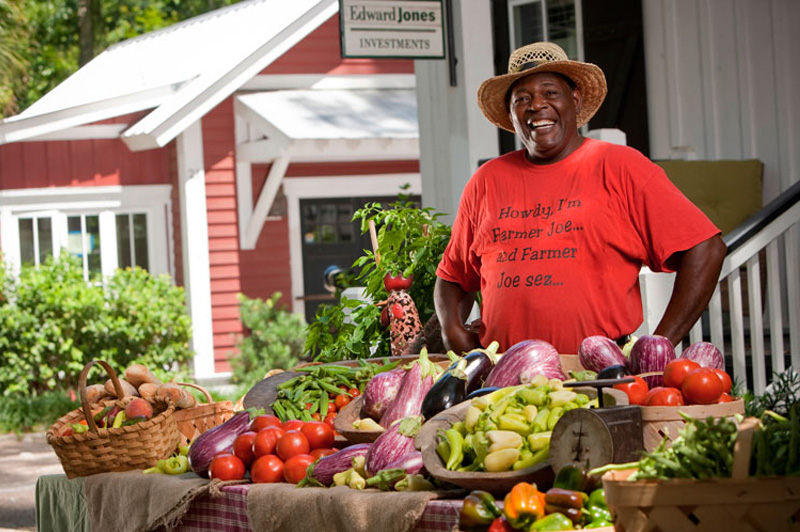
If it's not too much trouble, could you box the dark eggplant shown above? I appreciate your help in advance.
[596,364,632,380]
[420,342,499,420]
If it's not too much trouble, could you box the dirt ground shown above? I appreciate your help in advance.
[0,432,63,531]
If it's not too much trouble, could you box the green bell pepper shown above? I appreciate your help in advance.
[460,490,502,528]
[529,512,574,530]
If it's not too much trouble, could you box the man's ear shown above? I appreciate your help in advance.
[573,88,583,115]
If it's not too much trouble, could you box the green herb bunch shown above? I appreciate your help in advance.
[305,194,451,362]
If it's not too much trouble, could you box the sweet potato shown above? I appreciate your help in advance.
[155,383,196,409]
[124,364,162,389]
[104,378,139,399]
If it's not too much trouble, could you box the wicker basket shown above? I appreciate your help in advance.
[603,418,800,532]
[172,382,234,446]
[46,360,181,479]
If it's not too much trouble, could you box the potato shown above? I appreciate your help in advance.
[84,384,111,404]
[104,378,139,398]
[124,364,162,389]
[155,383,196,409]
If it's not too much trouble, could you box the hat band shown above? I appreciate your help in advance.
[512,60,543,74]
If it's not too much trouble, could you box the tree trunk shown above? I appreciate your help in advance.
[78,0,94,66]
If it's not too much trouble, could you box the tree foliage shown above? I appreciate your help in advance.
[0,0,242,118]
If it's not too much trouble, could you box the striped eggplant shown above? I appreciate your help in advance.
[362,367,406,421]
[303,443,371,487]
[378,349,439,428]
[484,339,565,387]
[366,416,423,476]
[630,334,676,387]
[680,341,724,370]
[578,335,629,373]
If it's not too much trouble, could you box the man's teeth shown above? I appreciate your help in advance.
[528,120,555,128]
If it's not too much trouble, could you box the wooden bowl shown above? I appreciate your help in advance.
[334,395,385,444]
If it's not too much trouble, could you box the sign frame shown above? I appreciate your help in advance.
[338,0,446,60]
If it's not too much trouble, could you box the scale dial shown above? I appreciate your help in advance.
[549,408,614,473]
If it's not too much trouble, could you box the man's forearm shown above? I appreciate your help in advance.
[434,277,481,354]
[654,235,727,345]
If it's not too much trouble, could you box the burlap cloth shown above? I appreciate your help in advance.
[247,484,442,532]
[83,471,227,532]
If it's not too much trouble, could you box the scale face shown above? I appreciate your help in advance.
[550,409,615,472]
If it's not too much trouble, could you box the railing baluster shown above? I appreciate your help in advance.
[746,255,766,393]
[708,286,724,357]
[766,239,785,375]
[689,321,703,344]
[728,270,747,387]
[787,225,800,369]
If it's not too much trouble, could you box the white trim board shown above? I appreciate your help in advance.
[282,174,421,319]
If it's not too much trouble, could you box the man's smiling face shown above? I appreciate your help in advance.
[508,72,583,164]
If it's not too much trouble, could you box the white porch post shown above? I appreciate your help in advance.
[414,0,497,223]
[176,120,215,379]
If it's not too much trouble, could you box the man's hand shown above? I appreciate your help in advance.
[434,277,481,354]
[655,235,727,345]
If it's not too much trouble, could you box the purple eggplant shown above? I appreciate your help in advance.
[362,367,406,421]
[302,443,371,487]
[188,408,261,477]
[485,339,565,387]
[680,341,724,370]
[366,416,422,475]
[421,342,500,420]
[578,335,628,373]
[379,350,439,428]
[630,334,676,387]
[382,450,425,476]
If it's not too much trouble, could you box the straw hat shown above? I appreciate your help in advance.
[477,42,607,132]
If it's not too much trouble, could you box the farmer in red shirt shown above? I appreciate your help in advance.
[435,42,726,355]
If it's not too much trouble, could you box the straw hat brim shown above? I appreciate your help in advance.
[477,60,608,133]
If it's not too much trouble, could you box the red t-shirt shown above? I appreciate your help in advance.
[437,139,720,354]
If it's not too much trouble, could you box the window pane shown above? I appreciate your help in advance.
[513,2,544,47]
[547,0,577,56]
[37,218,53,263]
[133,214,149,270]
[85,215,101,275]
[116,214,132,268]
[19,218,34,265]
[67,216,82,256]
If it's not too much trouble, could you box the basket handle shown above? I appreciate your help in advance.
[731,416,760,480]
[79,360,125,434]
[175,382,213,404]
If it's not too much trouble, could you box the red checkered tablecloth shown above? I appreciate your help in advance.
[171,484,464,532]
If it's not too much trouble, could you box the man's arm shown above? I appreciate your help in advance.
[434,277,481,354]
[654,235,727,345]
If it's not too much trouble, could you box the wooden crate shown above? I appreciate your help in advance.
[640,399,745,451]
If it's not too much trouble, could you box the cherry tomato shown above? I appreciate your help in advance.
[643,386,685,407]
[301,421,336,450]
[712,368,733,394]
[253,426,285,458]
[209,453,246,481]
[718,392,734,403]
[348,388,360,397]
[232,431,258,466]
[311,412,321,421]
[250,414,282,432]
[327,402,337,414]
[282,419,305,432]
[663,358,701,389]
[682,368,723,404]
[334,394,351,410]
[613,375,649,405]
[310,447,337,460]
[284,453,315,484]
[323,413,337,428]
[276,430,310,461]
[250,454,284,484]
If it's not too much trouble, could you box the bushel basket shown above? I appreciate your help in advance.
[172,381,234,446]
[46,360,181,479]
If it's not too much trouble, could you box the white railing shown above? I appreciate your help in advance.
[638,181,800,393]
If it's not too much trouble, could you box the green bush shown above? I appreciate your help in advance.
[0,391,79,434]
[0,255,193,398]
[229,292,308,392]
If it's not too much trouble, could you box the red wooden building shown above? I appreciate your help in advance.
[0,0,420,378]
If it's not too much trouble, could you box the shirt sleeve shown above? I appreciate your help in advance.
[436,177,483,293]
[628,160,721,272]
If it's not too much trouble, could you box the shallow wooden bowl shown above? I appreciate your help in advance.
[334,395,385,444]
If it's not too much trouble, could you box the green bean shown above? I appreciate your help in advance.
[277,376,303,390]
[271,400,288,422]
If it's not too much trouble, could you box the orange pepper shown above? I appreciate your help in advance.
[503,482,546,530]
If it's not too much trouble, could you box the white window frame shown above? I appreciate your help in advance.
[0,185,173,279]
[507,0,584,59]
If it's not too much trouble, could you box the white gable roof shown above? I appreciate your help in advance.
[0,0,338,149]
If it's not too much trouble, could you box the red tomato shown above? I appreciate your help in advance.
[276,430,310,460]
[232,431,258,466]
[301,421,336,450]
[663,358,701,389]
[250,454,284,484]
[613,375,649,405]
[334,394,351,410]
[283,453,315,484]
[644,386,685,407]
[323,413,337,428]
[718,392,734,403]
[712,368,733,394]
[209,453,246,481]
[250,414,282,432]
[348,388,360,397]
[682,368,724,404]
[383,272,413,291]
[310,447,337,460]
[326,402,337,414]
[253,426,285,458]
[311,412,321,421]
[282,419,305,432]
